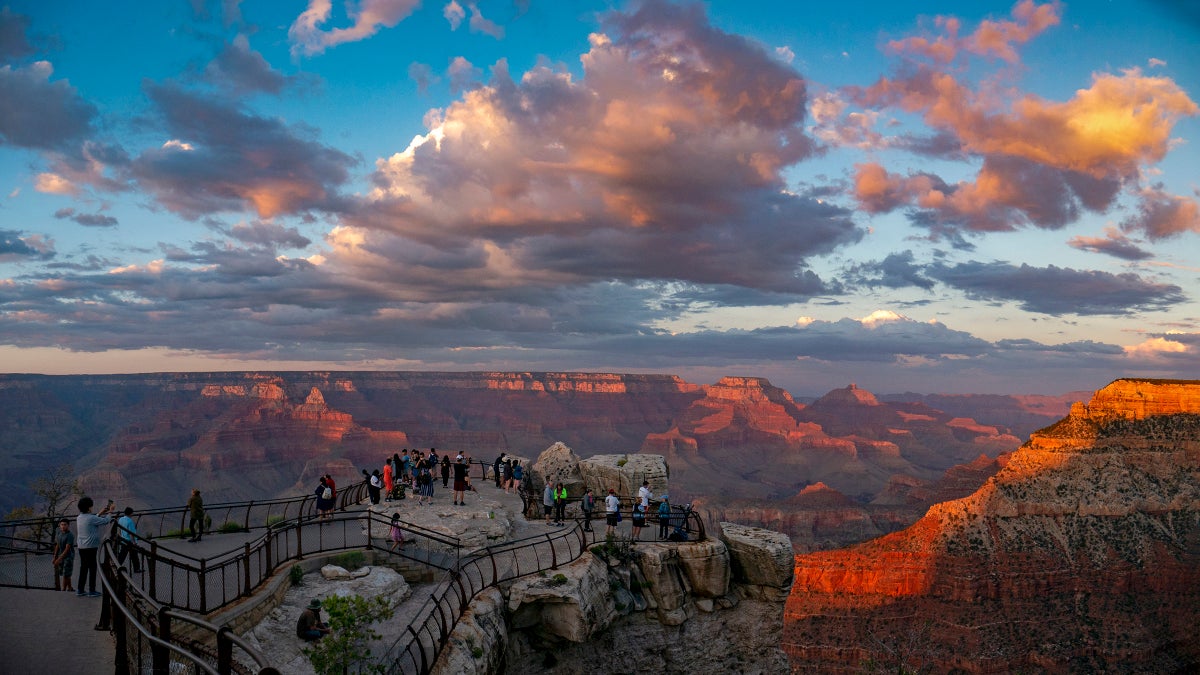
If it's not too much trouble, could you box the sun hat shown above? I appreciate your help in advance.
[308,598,322,609]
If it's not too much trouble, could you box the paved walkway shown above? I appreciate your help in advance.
[0,479,683,673]
[0,585,115,671]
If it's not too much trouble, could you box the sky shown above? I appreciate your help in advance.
[0,0,1197,397]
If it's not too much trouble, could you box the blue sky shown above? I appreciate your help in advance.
[0,0,1197,395]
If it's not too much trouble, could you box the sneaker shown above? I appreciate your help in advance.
[76,590,86,597]
[87,591,102,597]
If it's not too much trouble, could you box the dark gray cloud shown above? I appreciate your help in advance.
[927,260,1186,315]
[0,61,95,151]
[130,82,355,218]
[227,221,312,249]
[53,207,118,227]
[0,229,54,261]
[843,250,935,290]
[204,36,292,95]
[0,8,33,61]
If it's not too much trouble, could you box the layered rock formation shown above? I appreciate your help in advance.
[784,379,1200,673]
[439,521,794,674]
[1,372,1034,553]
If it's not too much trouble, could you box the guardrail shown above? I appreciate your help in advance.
[3,478,708,674]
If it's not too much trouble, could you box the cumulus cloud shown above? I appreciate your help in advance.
[130,82,355,218]
[1124,336,1190,358]
[841,2,1198,239]
[344,0,851,302]
[227,221,313,249]
[0,61,96,151]
[205,35,292,95]
[1122,187,1200,239]
[843,250,936,290]
[0,229,54,261]
[1067,227,1152,260]
[443,1,465,30]
[927,260,1186,315]
[289,0,420,57]
[408,62,438,94]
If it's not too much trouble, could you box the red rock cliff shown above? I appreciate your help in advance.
[785,379,1200,673]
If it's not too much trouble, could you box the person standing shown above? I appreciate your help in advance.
[543,482,555,525]
[383,459,394,501]
[493,453,506,488]
[315,478,332,520]
[580,488,595,532]
[553,482,568,526]
[657,495,671,540]
[187,489,204,542]
[116,507,142,573]
[52,518,75,592]
[440,455,451,488]
[604,489,620,537]
[631,501,645,542]
[325,474,337,504]
[508,461,522,494]
[362,469,382,505]
[452,456,470,505]
[638,481,652,512]
[75,496,114,597]
[389,512,406,552]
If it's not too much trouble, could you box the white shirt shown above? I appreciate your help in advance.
[638,485,652,508]
[605,494,620,513]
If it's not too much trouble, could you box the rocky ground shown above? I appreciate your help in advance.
[239,473,556,673]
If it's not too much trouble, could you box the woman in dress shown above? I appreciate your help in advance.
[440,454,451,488]
[389,512,405,551]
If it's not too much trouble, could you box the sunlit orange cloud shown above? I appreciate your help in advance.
[1124,336,1190,358]
[886,1,1060,65]
[1123,187,1200,239]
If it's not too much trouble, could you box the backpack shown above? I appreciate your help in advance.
[322,486,332,500]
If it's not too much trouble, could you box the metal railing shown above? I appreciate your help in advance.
[2,477,708,674]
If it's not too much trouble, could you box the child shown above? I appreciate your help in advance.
[389,512,406,551]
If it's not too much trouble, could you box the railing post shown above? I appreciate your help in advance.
[199,557,208,613]
[244,500,254,531]
[265,529,273,572]
[409,625,427,674]
[296,520,304,560]
[153,607,172,675]
[243,542,252,597]
[217,626,234,675]
[111,572,126,672]
[149,540,158,599]
[549,532,558,570]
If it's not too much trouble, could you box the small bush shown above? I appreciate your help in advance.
[471,647,484,659]
[218,520,244,534]
[161,529,187,539]
[289,564,304,586]
[265,514,287,528]
[330,551,366,570]
[549,573,568,586]
[616,458,627,467]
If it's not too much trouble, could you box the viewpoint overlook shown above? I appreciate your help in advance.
[0,374,1197,673]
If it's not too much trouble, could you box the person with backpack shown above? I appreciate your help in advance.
[315,478,333,520]
[657,495,672,540]
[581,487,595,532]
[361,468,383,505]
[508,461,523,494]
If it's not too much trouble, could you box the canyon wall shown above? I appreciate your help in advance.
[784,379,1200,673]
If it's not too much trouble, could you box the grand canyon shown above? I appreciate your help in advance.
[2,372,1196,672]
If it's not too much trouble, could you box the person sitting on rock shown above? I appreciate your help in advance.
[297,598,331,641]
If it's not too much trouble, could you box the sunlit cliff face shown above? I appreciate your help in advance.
[785,378,1200,672]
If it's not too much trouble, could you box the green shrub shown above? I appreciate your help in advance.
[265,514,287,528]
[616,458,627,467]
[330,551,365,570]
[218,520,244,534]
[471,647,484,659]
[302,594,395,675]
[160,529,187,539]
[549,573,568,586]
[289,564,304,586]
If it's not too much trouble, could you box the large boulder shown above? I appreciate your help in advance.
[578,453,669,497]
[530,442,587,496]
[506,554,614,643]
[675,539,731,598]
[720,522,794,601]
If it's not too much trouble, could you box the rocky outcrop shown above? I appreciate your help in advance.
[438,523,793,674]
[784,379,1200,673]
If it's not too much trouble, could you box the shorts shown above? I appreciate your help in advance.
[543,505,553,515]
[56,558,74,577]
[453,478,467,491]
[606,513,619,526]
